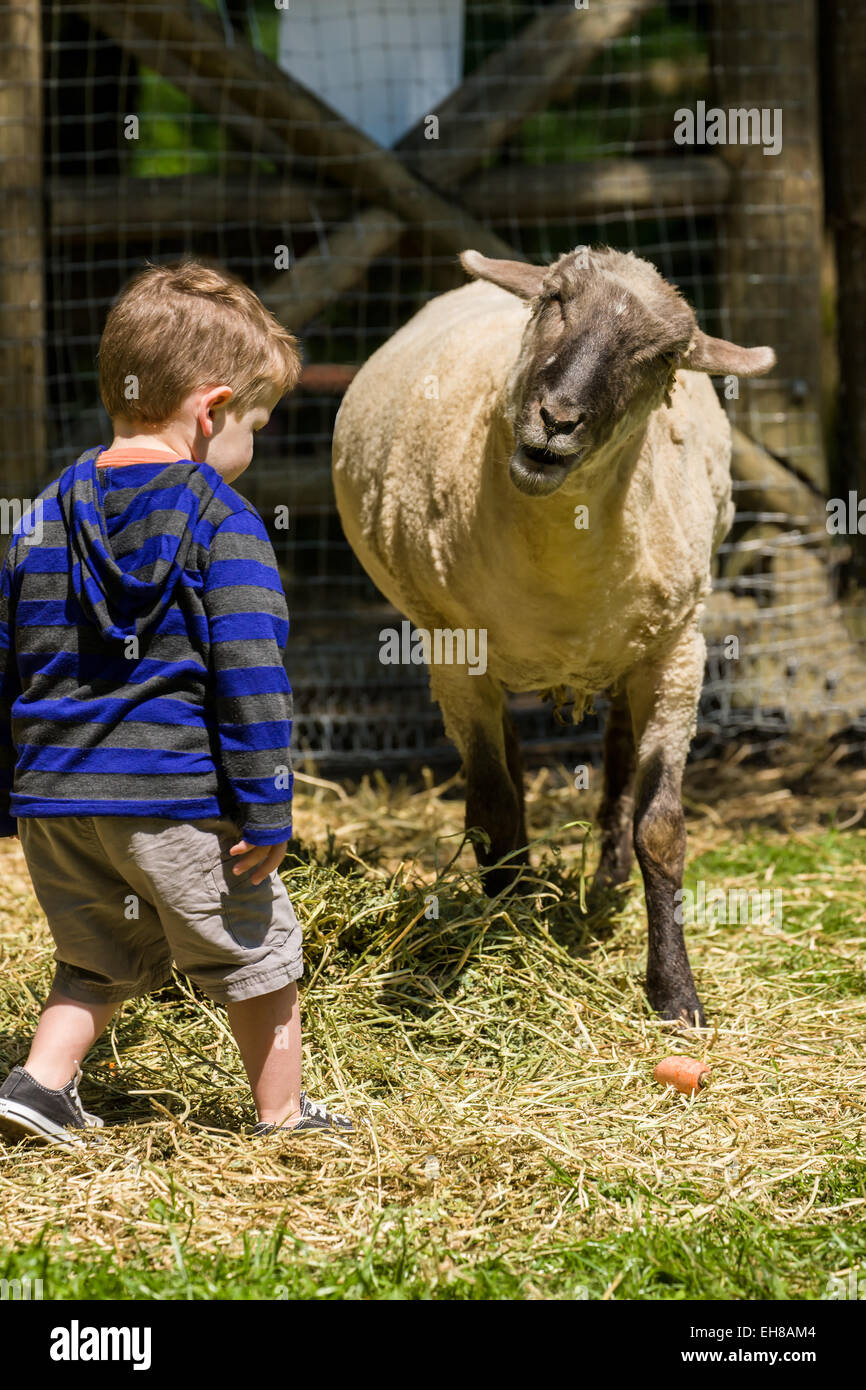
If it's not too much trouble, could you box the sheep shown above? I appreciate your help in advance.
[332,245,775,1024]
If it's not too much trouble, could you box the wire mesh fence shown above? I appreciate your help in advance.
[4,0,864,772]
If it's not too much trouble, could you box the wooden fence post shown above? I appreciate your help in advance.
[712,0,827,492]
[823,0,866,581]
[0,0,45,505]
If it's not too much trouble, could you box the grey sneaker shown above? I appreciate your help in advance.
[251,1090,354,1136]
[0,1064,105,1150]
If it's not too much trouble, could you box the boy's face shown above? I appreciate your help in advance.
[199,387,280,485]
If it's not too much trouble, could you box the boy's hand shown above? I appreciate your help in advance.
[227,838,288,885]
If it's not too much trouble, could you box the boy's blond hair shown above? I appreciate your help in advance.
[98,259,301,425]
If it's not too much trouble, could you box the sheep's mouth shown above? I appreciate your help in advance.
[521,442,585,467]
[510,443,585,496]
[521,444,560,466]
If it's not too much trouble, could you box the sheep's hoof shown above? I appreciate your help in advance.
[648,987,707,1029]
[592,849,634,893]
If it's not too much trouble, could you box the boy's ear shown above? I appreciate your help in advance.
[205,386,233,413]
[198,385,233,433]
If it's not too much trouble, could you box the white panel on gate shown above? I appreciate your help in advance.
[276,0,465,149]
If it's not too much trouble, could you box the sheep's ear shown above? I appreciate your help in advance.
[687,331,776,377]
[460,250,547,300]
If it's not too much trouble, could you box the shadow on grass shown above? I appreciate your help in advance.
[352,827,637,1029]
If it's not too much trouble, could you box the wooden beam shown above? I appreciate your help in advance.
[0,0,45,503]
[298,364,359,395]
[462,156,731,221]
[395,0,659,187]
[730,427,827,533]
[823,0,866,581]
[262,208,405,333]
[48,176,348,239]
[49,158,732,243]
[712,0,827,490]
[61,0,512,260]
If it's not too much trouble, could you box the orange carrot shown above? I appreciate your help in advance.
[653,1055,711,1095]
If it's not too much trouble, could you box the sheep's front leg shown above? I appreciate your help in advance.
[432,670,527,897]
[626,630,706,1026]
[594,687,636,891]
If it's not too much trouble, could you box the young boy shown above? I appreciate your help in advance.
[0,259,352,1147]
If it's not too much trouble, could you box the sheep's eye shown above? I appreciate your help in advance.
[636,348,678,367]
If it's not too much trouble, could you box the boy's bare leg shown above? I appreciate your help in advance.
[22,981,303,1127]
[25,987,118,1089]
[226,981,302,1127]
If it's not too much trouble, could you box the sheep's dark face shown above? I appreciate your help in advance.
[507,272,696,496]
[459,246,776,499]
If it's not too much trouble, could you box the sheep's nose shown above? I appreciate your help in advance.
[540,405,584,436]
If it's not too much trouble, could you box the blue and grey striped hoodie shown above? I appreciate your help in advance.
[0,447,293,845]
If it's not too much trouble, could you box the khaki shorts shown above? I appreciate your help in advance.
[17,814,303,1005]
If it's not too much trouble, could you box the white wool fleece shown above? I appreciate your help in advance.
[332,278,733,724]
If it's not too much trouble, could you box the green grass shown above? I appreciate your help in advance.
[4,1202,864,1302]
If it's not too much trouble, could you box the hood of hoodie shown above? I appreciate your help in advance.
[58,445,226,641]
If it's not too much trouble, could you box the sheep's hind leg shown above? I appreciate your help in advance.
[626,631,706,1027]
[593,687,636,892]
[434,671,527,897]
[502,706,529,867]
